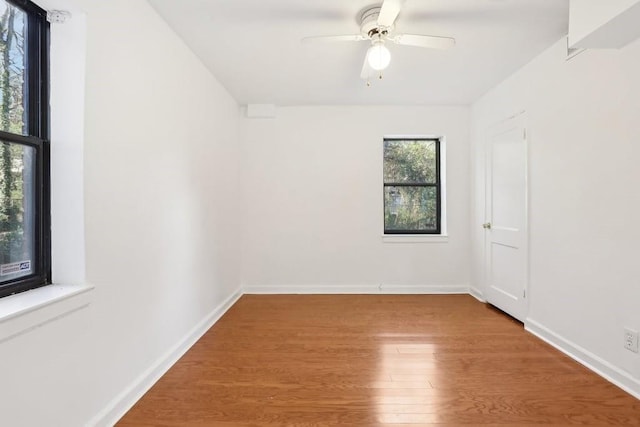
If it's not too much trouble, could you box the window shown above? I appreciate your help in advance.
[0,0,49,298]
[383,138,441,234]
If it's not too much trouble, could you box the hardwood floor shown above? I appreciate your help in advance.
[117,295,640,426]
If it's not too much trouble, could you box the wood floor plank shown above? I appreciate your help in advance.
[117,295,640,426]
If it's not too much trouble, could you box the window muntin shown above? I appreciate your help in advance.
[383,138,441,234]
[0,0,49,298]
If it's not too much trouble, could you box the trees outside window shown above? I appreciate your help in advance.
[0,0,49,298]
[383,138,441,234]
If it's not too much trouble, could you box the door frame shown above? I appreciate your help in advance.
[484,111,530,321]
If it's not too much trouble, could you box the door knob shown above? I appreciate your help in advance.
[482,222,492,229]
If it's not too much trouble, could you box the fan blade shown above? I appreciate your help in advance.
[391,34,456,49]
[302,35,367,44]
[360,53,371,80]
[378,0,405,27]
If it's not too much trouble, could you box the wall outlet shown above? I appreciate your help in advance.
[624,328,639,353]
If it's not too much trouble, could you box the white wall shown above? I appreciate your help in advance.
[471,37,640,395]
[0,0,242,425]
[241,106,470,293]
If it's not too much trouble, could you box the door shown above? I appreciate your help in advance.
[484,114,528,321]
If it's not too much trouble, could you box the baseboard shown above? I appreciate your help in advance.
[525,318,640,400]
[88,287,243,427]
[243,284,470,295]
[468,285,485,302]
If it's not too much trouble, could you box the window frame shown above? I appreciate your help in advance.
[0,0,50,298]
[383,137,442,235]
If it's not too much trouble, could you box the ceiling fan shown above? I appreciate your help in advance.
[302,0,455,83]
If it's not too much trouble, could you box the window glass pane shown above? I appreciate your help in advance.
[0,1,27,134]
[0,141,35,281]
[384,186,437,232]
[384,140,437,184]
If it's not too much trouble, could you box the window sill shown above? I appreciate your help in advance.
[0,283,94,343]
[382,234,449,243]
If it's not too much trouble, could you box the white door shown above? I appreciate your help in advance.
[484,114,528,321]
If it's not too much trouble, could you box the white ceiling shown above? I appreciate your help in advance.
[147,0,570,106]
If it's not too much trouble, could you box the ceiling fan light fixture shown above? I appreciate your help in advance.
[367,40,391,71]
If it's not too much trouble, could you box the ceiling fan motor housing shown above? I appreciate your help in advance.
[360,6,391,38]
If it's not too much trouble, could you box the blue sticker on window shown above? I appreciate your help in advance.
[0,260,32,276]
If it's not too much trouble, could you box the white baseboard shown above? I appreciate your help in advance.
[525,318,640,400]
[468,286,485,302]
[243,284,470,295]
[88,287,243,427]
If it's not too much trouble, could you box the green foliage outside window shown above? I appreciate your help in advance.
[0,1,27,263]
